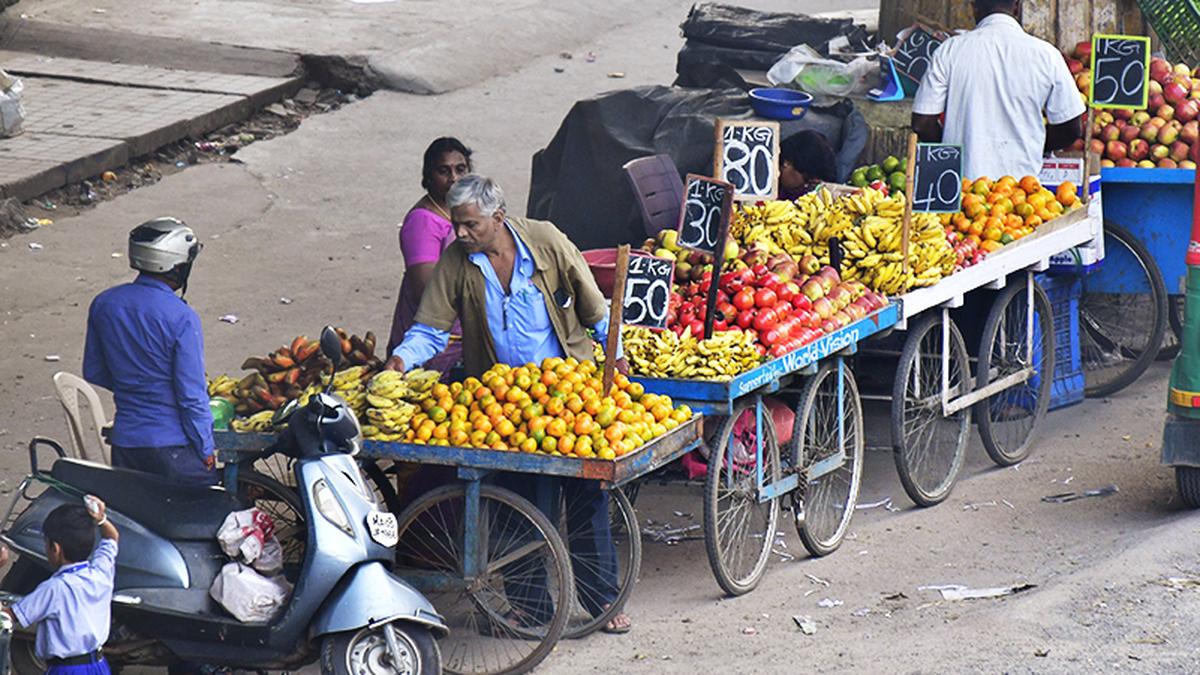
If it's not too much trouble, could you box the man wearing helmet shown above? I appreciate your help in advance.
[83,217,216,485]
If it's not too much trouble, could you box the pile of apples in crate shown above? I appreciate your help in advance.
[1064,41,1199,169]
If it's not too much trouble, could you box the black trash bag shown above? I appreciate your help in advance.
[680,3,857,54]
[526,85,869,252]
[676,42,788,75]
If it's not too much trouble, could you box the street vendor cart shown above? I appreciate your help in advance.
[217,416,702,675]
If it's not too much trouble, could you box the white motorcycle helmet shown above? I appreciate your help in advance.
[128,217,201,294]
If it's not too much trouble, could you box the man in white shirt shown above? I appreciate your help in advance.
[910,0,1085,179]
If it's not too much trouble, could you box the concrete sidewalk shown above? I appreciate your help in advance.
[0,51,302,200]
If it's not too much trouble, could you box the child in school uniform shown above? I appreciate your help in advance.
[1,496,118,675]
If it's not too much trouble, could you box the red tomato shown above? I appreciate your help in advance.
[792,294,812,312]
[717,302,738,322]
[689,320,705,338]
[777,284,796,304]
[754,343,768,357]
[752,309,777,332]
[762,328,781,346]
[736,309,756,329]
[754,288,778,309]
[770,343,789,358]
[751,263,769,278]
[733,288,756,312]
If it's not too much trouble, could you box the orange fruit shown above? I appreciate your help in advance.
[1055,182,1078,207]
[574,413,595,436]
[980,240,1003,253]
[496,419,516,437]
[1025,215,1043,228]
[1018,175,1040,194]
[968,219,985,237]
[541,436,558,453]
[547,418,568,438]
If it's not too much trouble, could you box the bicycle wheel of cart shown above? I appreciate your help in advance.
[704,399,781,596]
[890,314,971,507]
[1080,220,1167,397]
[249,453,402,515]
[1160,295,1185,361]
[792,360,864,557]
[975,279,1055,466]
[235,471,306,566]
[393,483,572,675]
[560,486,641,638]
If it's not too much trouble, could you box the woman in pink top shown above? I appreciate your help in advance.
[387,137,472,374]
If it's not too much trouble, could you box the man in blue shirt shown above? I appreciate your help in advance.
[387,174,633,633]
[83,218,215,486]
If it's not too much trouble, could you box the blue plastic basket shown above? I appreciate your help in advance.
[1036,272,1084,410]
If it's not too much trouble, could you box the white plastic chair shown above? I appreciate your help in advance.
[52,372,111,465]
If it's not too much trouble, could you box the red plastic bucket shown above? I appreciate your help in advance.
[582,248,618,298]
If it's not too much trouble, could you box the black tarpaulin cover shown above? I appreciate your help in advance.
[527,85,868,251]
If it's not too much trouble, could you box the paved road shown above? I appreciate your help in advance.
[3,1,1197,672]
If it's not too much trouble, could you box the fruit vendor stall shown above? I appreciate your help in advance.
[211,341,704,675]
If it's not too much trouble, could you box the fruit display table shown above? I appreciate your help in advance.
[631,302,899,596]
[216,417,702,675]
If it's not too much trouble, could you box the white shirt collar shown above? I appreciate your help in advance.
[975,13,1023,31]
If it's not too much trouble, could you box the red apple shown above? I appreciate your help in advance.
[1140,123,1160,143]
[1067,58,1083,75]
[1114,108,1134,121]
[1101,124,1120,141]
[798,254,820,275]
[1160,124,1180,145]
[1151,116,1168,128]
[1151,143,1170,160]
[1128,138,1150,161]
[1176,100,1200,124]
[1097,111,1115,126]
[1180,160,1197,169]
[1076,72,1092,92]
[1158,104,1177,121]
[1101,158,1116,168]
[1117,158,1137,168]
[1150,57,1172,83]
[812,298,834,320]
[1175,63,1192,77]
[1181,120,1199,144]
[1089,138,1107,155]
[1136,159,1156,168]
[1166,81,1190,106]
[1106,140,1128,161]
[1158,158,1179,169]
[801,279,825,301]
[1149,79,1165,97]
[1131,110,1152,126]
[1119,124,1141,143]
[1149,93,1166,111]
[1073,41,1092,61]
[1171,141,1191,162]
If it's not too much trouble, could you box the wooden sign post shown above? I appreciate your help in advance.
[714,119,781,202]
[902,133,917,276]
[602,245,630,394]
[677,174,734,339]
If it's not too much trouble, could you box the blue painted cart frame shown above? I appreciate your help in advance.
[1096,167,1193,296]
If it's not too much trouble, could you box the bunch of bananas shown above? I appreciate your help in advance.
[734,188,957,295]
[207,374,237,399]
[326,365,370,418]
[360,369,439,441]
[230,410,274,433]
[623,326,762,380]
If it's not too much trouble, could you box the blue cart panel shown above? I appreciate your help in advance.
[632,303,899,414]
[1099,167,1194,295]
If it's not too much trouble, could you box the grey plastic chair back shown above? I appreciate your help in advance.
[52,372,111,465]
[623,154,685,237]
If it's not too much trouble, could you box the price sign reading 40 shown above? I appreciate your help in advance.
[622,253,675,330]
[1089,34,1150,110]
[677,174,734,255]
[911,143,963,213]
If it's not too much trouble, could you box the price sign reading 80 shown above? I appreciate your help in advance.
[715,120,780,201]
[678,174,732,254]
[622,254,675,330]
[1089,35,1150,109]
[911,143,962,213]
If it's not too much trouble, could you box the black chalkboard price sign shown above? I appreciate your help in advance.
[714,119,780,201]
[1089,34,1150,110]
[911,143,963,213]
[892,25,944,86]
[677,174,734,255]
[622,253,675,330]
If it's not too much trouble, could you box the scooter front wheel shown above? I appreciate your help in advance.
[321,623,441,675]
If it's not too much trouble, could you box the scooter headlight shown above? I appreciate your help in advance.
[312,478,353,536]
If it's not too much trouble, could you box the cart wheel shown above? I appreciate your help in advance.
[891,314,971,507]
[1159,295,1185,361]
[703,398,780,596]
[975,277,1055,466]
[236,470,305,566]
[393,483,572,675]
[1080,220,1167,397]
[560,486,641,638]
[1176,466,1200,508]
[792,360,864,557]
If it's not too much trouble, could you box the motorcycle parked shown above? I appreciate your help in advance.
[0,326,445,674]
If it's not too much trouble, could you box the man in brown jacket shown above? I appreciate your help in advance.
[386,174,632,633]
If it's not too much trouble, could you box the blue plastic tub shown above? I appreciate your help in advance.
[748,88,813,121]
[1036,272,1084,411]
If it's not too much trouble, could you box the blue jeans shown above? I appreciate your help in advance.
[112,445,216,487]
[497,475,619,622]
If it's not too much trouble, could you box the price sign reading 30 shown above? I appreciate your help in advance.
[678,174,734,254]
[622,253,675,330]
[911,143,963,213]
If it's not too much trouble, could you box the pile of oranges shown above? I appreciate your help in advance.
[402,357,692,460]
[944,176,1080,253]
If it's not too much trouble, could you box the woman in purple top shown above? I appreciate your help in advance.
[387,137,473,373]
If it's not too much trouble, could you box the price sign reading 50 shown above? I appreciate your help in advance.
[622,254,675,330]
[1090,35,1150,110]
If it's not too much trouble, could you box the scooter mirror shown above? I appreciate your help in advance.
[319,326,344,370]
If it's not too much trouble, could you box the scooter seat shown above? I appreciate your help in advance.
[51,459,242,540]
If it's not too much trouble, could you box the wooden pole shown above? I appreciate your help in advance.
[1081,107,1095,206]
[603,245,630,395]
[902,132,918,277]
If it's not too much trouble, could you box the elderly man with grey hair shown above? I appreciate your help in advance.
[387,174,633,633]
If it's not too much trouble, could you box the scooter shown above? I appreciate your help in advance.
[0,326,446,674]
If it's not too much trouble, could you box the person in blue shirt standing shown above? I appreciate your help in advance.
[83,218,215,486]
[386,174,634,633]
[1,496,118,675]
